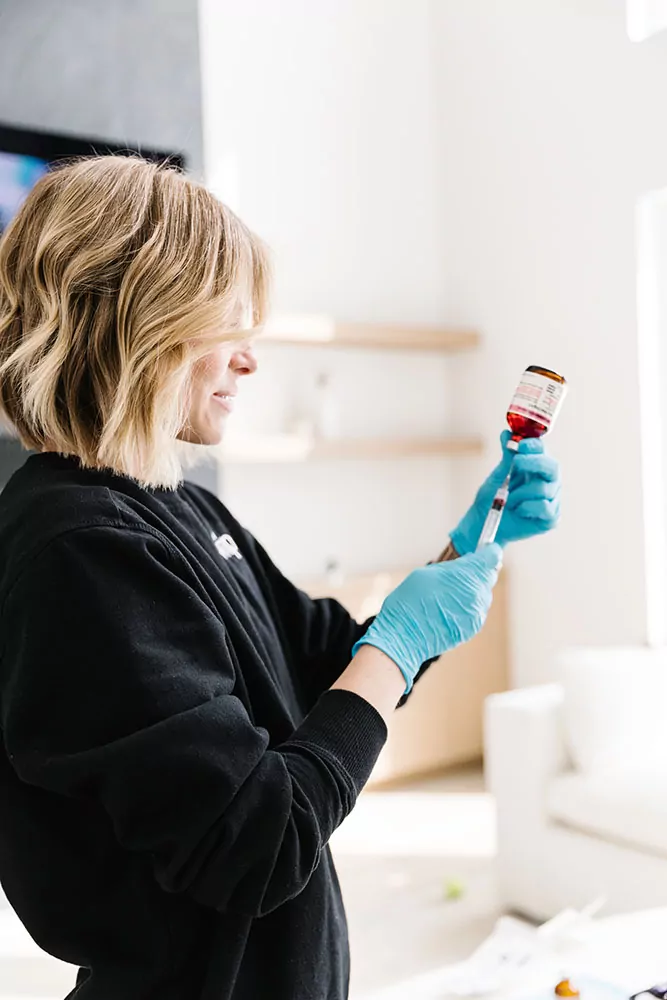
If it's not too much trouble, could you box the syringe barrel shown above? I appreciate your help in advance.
[476,476,511,550]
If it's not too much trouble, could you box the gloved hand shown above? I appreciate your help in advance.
[450,431,561,556]
[352,545,502,693]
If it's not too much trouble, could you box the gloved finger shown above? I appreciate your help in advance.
[505,478,560,510]
[462,542,503,574]
[516,436,546,455]
[475,435,515,498]
[512,497,561,525]
[510,452,560,483]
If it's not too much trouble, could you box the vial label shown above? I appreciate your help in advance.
[507,370,566,429]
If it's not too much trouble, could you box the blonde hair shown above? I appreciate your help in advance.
[0,155,270,488]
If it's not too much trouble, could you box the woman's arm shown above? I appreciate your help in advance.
[184,487,439,705]
[236,527,442,708]
[1,523,499,920]
[1,525,388,918]
[332,645,406,726]
[235,527,380,704]
[435,540,460,563]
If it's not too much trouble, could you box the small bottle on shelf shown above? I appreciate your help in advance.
[324,559,344,588]
[313,372,340,440]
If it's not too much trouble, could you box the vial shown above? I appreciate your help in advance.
[475,364,567,549]
[505,365,567,452]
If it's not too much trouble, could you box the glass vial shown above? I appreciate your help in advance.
[505,365,567,451]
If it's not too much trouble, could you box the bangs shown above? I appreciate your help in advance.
[210,204,271,334]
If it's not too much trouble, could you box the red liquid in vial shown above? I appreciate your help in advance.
[506,411,549,442]
[506,365,567,445]
[473,364,567,552]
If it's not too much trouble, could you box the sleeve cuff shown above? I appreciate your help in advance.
[397,654,439,707]
[289,689,387,793]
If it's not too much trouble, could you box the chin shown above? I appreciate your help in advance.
[178,421,227,447]
[205,418,229,446]
[197,427,225,447]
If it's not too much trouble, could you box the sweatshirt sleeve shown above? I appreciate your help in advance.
[235,528,374,707]
[0,524,386,918]
[239,528,436,708]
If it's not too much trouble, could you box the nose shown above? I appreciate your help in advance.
[230,343,258,376]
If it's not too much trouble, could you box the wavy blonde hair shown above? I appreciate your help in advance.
[0,155,270,488]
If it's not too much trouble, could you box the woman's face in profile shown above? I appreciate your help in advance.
[179,340,257,446]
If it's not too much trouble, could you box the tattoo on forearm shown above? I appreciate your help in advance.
[436,540,459,563]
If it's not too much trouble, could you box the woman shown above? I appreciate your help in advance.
[0,157,560,1000]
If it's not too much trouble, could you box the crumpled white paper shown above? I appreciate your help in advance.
[357,899,607,1000]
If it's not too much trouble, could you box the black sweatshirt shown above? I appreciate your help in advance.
[0,453,389,1000]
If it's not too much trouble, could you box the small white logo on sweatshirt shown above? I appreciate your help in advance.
[211,532,243,561]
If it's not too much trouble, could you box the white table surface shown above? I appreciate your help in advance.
[357,908,667,1000]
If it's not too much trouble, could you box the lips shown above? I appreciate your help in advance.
[213,392,236,413]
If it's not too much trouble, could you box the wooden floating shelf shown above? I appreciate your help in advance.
[260,315,480,352]
[220,433,484,464]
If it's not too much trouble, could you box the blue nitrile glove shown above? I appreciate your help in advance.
[352,544,502,693]
[450,431,561,555]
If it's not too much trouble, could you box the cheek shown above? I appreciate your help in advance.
[191,350,232,398]
[208,347,234,382]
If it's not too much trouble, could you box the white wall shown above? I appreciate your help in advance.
[636,189,667,646]
[200,0,667,684]
[434,0,667,684]
[199,0,446,319]
[628,0,667,39]
[199,0,461,579]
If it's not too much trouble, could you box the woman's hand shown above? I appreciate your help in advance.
[351,545,502,693]
[450,431,561,556]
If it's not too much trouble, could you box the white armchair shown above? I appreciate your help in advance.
[485,647,667,921]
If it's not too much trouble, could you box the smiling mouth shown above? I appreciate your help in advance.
[213,392,236,412]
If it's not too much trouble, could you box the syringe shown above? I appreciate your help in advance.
[476,468,513,549]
